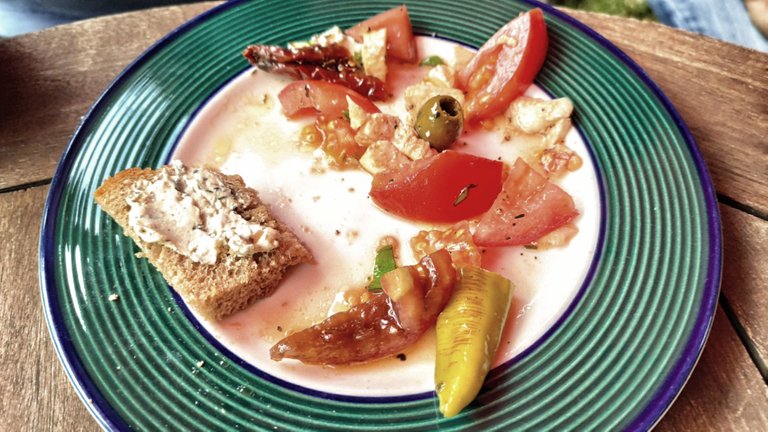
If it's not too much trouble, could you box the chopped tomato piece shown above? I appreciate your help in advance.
[346,5,418,63]
[370,151,503,224]
[458,8,548,123]
[315,119,367,166]
[410,222,482,268]
[278,80,380,119]
[474,158,578,246]
[270,250,456,365]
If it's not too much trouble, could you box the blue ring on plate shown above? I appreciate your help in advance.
[38,0,721,429]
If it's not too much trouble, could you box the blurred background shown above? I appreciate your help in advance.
[1,0,766,51]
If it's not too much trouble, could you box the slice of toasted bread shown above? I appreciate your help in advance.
[94,165,312,320]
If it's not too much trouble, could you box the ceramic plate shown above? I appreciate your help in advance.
[40,0,721,430]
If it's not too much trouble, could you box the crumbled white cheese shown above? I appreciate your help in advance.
[506,97,574,134]
[359,140,409,175]
[423,65,456,88]
[309,26,347,47]
[126,160,279,265]
[346,96,368,130]
[391,122,434,160]
[290,26,359,53]
[361,28,387,81]
[452,45,475,72]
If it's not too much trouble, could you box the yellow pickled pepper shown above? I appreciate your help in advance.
[435,266,514,417]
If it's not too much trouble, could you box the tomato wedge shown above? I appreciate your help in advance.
[370,151,504,224]
[269,250,456,366]
[458,8,548,123]
[278,80,380,119]
[474,158,578,246]
[346,5,418,63]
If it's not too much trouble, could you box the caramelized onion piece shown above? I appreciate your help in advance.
[270,250,456,365]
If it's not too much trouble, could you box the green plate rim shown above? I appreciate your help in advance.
[39,0,722,430]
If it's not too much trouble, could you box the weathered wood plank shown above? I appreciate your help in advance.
[656,308,768,431]
[1,4,766,220]
[566,9,768,217]
[0,186,96,431]
[719,204,768,365]
[2,192,766,430]
[0,2,220,191]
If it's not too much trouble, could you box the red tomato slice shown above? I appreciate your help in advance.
[458,8,548,123]
[474,158,578,246]
[278,80,380,119]
[346,5,418,63]
[370,151,504,224]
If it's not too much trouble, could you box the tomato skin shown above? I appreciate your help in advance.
[278,80,380,119]
[473,158,578,246]
[346,5,418,63]
[370,151,504,224]
[458,8,548,123]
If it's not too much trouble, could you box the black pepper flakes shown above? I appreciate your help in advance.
[396,353,407,361]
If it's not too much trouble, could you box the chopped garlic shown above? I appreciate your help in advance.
[391,123,434,160]
[423,65,456,88]
[362,28,387,81]
[452,45,475,71]
[346,96,369,130]
[507,97,574,134]
[309,26,347,47]
[359,140,409,175]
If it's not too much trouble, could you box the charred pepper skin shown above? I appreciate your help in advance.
[243,44,389,100]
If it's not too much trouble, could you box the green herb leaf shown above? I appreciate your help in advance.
[453,184,477,207]
[353,51,363,66]
[368,245,397,292]
[342,109,350,120]
[419,55,446,66]
[524,244,538,250]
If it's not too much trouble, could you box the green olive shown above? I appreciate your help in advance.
[414,95,464,151]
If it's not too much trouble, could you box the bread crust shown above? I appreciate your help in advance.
[94,166,312,320]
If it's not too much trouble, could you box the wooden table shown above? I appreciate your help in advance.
[1,2,766,430]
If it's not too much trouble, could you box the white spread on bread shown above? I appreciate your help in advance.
[126,160,279,265]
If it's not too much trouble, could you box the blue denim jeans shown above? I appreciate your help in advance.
[647,0,768,51]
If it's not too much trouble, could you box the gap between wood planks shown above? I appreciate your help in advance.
[721,293,768,384]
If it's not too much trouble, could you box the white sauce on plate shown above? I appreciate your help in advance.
[173,36,601,397]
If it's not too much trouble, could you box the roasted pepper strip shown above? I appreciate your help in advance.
[435,266,514,417]
[270,250,456,366]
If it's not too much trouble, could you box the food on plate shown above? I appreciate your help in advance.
[278,80,380,119]
[270,250,456,365]
[367,244,397,291]
[459,8,548,123]
[410,222,481,268]
[474,158,579,247]
[414,95,464,151]
[370,151,504,224]
[223,6,584,416]
[243,43,388,100]
[435,267,514,417]
[95,4,587,419]
[94,162,312,320]
[346,5,418,63]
